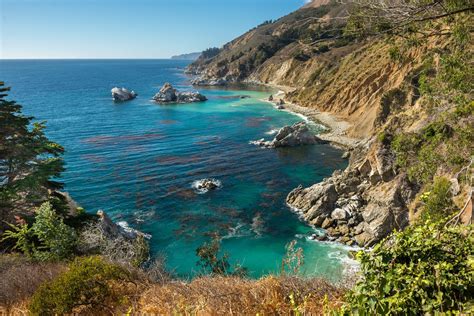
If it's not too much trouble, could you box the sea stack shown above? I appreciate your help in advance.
[111,87,137,102]
[251,122,323,148]
[153,83,207,104]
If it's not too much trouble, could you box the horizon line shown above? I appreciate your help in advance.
[0,57,196,61]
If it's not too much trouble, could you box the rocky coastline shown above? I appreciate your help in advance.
[286,138,417,247]
[184,71,415,248]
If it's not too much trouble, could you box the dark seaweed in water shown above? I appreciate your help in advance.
[1,59,351,280]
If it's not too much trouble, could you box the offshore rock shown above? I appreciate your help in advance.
[153,83,207,104]
[192,178,222,194]
[251,122,323,148]
[111,87,137,102]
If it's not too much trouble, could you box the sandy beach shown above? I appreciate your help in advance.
[263,87,362,149]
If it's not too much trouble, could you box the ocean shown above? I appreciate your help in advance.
[0,59,354,279]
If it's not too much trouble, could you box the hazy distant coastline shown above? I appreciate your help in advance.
[171,52,201,60]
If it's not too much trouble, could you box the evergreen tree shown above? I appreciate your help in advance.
[0,81,64,206]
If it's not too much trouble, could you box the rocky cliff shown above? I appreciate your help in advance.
[187,0,424,139]
[188,0,473,247]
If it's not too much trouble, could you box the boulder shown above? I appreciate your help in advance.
[450,178,461,196]
[357,159,372,176]
[321,217,334,229]
[192,178,222,194]
[311,215,326,227]
[153,83,207,104]
[287,181,338,222]
[111,87,137,102]
[337,224,350,235]
[331,208,348,220]
[341,151,350,159]
[374,147,396,182]
[354,232,371,246]
[252,122,323,148]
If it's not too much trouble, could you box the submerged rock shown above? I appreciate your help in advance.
[216,95,251,100]
[192,178,222,194]
[251,122,323,148]
[111,87,137,102]
[153,83,207,104]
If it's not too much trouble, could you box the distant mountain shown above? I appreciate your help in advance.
[171,52,202,60]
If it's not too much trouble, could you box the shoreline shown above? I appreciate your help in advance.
[260,86,362,149]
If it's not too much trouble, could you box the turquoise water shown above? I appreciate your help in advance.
[0,59,350,279]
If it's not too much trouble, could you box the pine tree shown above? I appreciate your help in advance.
[0,81,65,206]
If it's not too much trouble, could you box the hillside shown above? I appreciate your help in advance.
[189,0,473,247]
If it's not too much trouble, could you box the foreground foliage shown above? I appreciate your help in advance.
[29,256,130,315]
[2,202,76,261]
[0,82,64,206]
[344,221,474,315]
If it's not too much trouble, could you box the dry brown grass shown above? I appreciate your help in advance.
[0,255,66,315]
[0,255,346,315]
[138,275,345,315]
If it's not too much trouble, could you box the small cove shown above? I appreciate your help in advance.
[0,59,354,280]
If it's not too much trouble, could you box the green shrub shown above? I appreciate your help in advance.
[343,221,474,315]
[391,120,467,185]
[196,236,247,277]
[29,256,129,315]
[32,202,77,261]
[2,202,76,261]
[420,177,455,221]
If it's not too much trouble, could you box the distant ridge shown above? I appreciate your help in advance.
[171,52,201,60]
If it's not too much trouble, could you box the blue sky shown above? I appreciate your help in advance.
[0,0,307,59]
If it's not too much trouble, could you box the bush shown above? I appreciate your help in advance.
[390,120,469,185]
[29,256,129,315]
[420,177,455,221]
[343,221,474,314]
[2,202,76,261]
[196,236,247,277]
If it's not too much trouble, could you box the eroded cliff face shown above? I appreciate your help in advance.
[188,1,430,139]
[188,0,467,246]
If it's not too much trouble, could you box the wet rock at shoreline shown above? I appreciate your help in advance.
[111,87,137,102]
[191,77,227,86]
[251,122,323,148]
[153,83,207,104]
[286,139,415,247]
[192,178,222,194]
[97,210,150,240]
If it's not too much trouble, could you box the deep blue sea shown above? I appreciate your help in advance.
[0,59,353,279]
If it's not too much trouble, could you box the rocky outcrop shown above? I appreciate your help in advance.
[287,139,415,247]
[191,77,228,86]
[192,178,222,194]
[153,83,207,104]
[111,87,137,102]
[251,122,323,148]
[97,210,150,240]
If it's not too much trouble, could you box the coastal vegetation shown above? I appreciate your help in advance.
[1,0,473,315]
